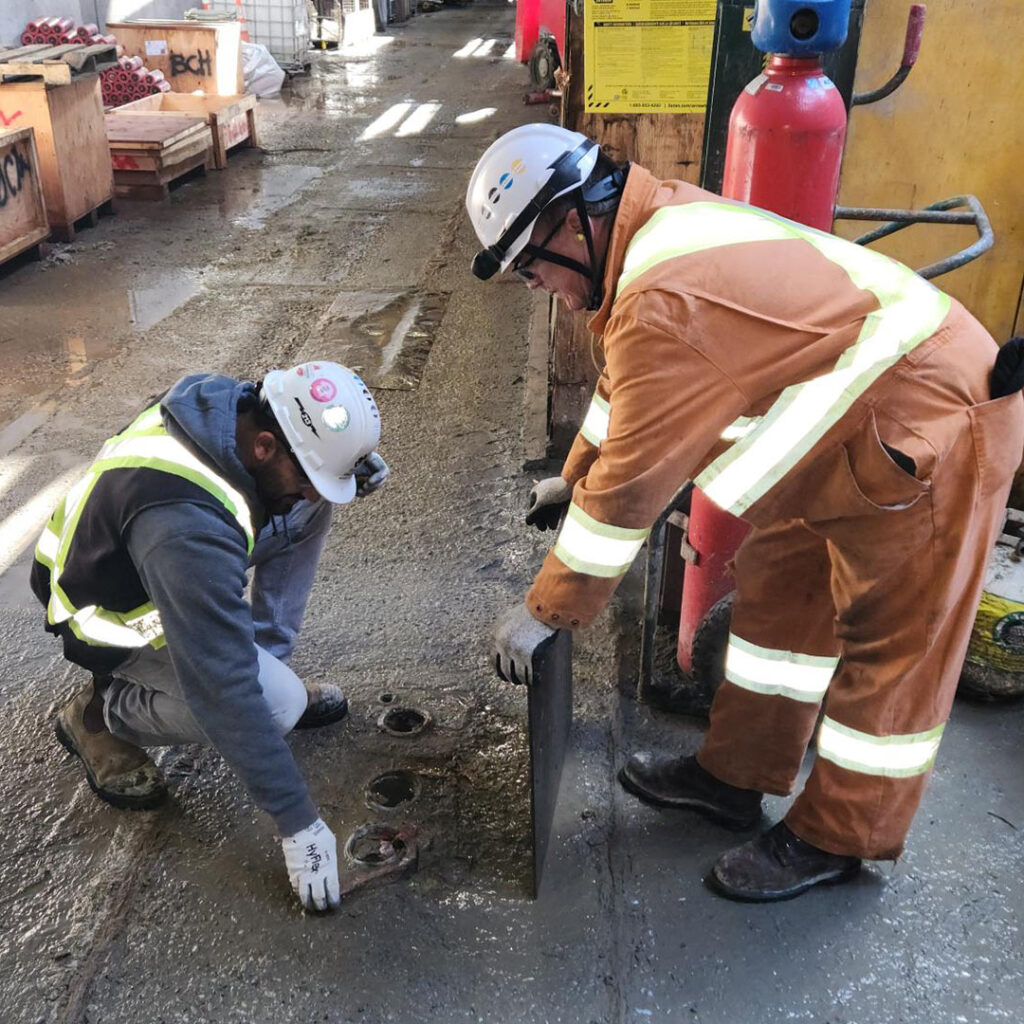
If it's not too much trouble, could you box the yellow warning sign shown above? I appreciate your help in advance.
[584,0,716,114]
[965,589,1024,673]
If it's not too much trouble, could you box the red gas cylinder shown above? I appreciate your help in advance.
[721,54,848,232]
[677,487,753,673]
[676,55,848,681]
[515,0,542,64]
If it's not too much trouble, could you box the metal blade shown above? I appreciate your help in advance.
[527,628,573,899]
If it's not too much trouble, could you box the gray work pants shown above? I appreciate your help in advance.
[103,498,332,746]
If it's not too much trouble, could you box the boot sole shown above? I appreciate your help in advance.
[54,717,167,812]
[617,766,761,831]
[293,696,349,730]
[707,860,862,903]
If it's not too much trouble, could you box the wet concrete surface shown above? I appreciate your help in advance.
[1,4,1023,1022]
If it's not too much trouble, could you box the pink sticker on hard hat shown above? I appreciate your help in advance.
[310,378,337,403]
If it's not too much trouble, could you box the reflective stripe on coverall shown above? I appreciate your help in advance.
[525,166,1024,858]
[34,404,255,650]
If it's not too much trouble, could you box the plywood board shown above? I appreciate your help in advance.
[0,126,48,264]
[548,2,705,456]
[105,113,208,150]
[837,0,1024,342]
[107,21,243,96]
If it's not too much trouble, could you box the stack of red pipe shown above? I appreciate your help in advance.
[20,17,117,47]
[100,56,172,108]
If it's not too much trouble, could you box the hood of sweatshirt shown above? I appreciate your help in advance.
[159,373,263,519]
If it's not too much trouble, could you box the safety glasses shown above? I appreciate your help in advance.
[511,213,569,281]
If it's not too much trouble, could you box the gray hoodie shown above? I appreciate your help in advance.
[124,373,318,836]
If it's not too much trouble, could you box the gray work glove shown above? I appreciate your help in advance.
[282,817,341,912]
[492,602,557,685]
[354,452,389,498]
[525,476,571,531]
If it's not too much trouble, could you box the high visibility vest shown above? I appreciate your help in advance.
[553,201,951,580]
[33,404,255,651]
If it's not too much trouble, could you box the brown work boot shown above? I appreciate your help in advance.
[294,682,349,730]
[54,678,167,810]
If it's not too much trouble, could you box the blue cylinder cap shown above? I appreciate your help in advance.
[751,0,850,56]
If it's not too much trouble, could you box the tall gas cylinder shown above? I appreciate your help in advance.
[677,0,852,678]
[721,55,848,231]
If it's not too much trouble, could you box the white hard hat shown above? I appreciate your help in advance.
[466,124,599,279]
[261,361,381,505]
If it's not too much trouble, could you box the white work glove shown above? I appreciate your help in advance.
[281,817,341,912]
[354,452,389,498]
[492,602,557,685]
[525,476,572,531]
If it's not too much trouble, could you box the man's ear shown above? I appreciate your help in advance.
[252,430,280,466]
[566,207,584,234]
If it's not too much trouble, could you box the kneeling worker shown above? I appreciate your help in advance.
[467,124,1024,901]
[32,362,388,912]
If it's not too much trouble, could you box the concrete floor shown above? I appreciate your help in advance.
[1,4,1023,1022]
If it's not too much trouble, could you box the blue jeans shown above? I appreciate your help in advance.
[104,498,332,746]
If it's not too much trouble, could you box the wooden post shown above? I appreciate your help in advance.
[548,3,707,458]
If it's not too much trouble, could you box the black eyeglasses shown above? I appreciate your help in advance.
[511,213,569,281]
[271,430,313,486]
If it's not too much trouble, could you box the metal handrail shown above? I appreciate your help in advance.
[834,194,994,279]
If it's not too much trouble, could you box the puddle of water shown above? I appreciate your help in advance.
[129,270,203,332]
[233,165,325,229]
[315,289,449,390]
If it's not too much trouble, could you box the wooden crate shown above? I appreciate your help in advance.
[112,92,259,169]
[0,75,113,242]
[0,127,49,265]
[106,113,212,201]
[106,21,243,96]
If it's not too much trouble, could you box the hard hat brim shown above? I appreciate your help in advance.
[302,462,357,505]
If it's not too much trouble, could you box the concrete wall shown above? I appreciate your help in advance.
[1,0,194,46]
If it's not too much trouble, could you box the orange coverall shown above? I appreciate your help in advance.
[526,165,1024,858]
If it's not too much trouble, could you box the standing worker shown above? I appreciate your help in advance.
[32,362,389,912]
[467,124,1024,901]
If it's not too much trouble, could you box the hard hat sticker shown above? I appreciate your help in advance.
[293,397,321,438]
[310,378,338,403]
[323,405,351,432]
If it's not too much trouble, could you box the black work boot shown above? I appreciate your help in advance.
[618,753,762,830]
[710,821,862,902]
[54,678,167,810]
[294,682,349,730]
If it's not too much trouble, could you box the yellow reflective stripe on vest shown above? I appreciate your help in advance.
[34,522,60,567]
[616,202,951,516]
[41,405,255,650]
[91,432,255,550]
[580,392,611,447]
[65,604,167,649]
[817,717,944,778]
[725,633,837,703]
[553,502,649,578]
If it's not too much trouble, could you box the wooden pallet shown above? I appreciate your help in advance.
[49,197,115,243]
[106,113,212,201]
[112,92,258,169]
[0,43,119,84]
